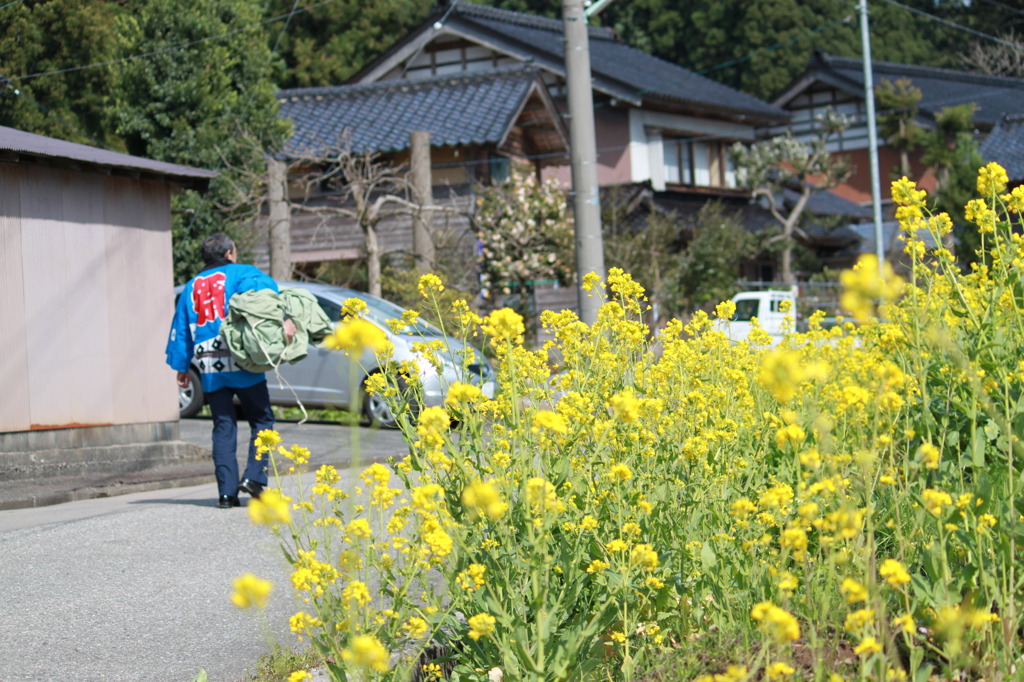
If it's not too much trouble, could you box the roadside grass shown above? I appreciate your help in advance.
[250,643,326,681]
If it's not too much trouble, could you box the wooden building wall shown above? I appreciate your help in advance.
[0,163,178,434]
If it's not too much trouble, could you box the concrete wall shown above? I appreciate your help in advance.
[0,163,178,438]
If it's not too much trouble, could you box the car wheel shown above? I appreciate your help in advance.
[361,373,418,429]
[179,367,204,419]
[362,384,399,429]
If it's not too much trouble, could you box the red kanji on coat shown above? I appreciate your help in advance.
[192,272,227,326]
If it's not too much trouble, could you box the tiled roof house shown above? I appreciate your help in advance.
[270,1,880,288]
[348,0,789,192]
[979,114,1024,182]
[772,51,1024,205]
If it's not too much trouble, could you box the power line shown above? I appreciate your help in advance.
[973,0,1024,21]
[0,1,24,10]
[877,0,1020,48]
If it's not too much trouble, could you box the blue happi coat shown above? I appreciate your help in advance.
[165,263,279,393]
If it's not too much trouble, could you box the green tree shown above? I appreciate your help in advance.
[601,188,685,319]
[676,201,758,309]
[108,0,291,282]
[732,109,852,284]
[921,104,984,263]
[875,78,926,179]
[0,0,122,146]
[266,0,433,88]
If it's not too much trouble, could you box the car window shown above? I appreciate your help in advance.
[315,296,342,322]
[733,299,759,322]
[318,292,445,337]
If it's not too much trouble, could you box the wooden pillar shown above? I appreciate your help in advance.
[410,131,435,272]
[267,157,291,281]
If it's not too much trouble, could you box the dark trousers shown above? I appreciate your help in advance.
[206,381,274,497]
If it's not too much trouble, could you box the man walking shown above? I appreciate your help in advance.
[166,233,294,508]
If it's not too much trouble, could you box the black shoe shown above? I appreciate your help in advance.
[218,495,240,508]
[238,478,265,499]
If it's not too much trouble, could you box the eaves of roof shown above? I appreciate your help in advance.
[775,51,1024,129]
[0,125,217,188]
[979,113,1024,181]
[278,65,556,157]
[350,1,788,126]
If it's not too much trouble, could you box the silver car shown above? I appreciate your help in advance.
[177,280,496,427]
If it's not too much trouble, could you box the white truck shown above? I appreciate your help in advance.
[714,289,797,345]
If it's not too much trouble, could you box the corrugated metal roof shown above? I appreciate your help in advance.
[979,114,1024,180]
[0,125,217,183]
[278,65,544,156]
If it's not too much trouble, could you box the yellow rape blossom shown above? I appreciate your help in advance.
[254,429,281,454]
[360,462,390,486]
[766,661,796,680]
[977,161,1008,195]
[482,308,525,344]
[248,489,291,526]
[341,297,367,317]
[840,578,868,603]
[879,559,911,587]
[457,563,487,591]
[231,573,272,609]
[346,518,373,539]
[751,601,801,643]
[608,388,641,422]
[919,443,940,470]
[630,543,659,570]
[404,617,429,638]
[775,424,806,449]
[289,611,322,639]
[322,318,388,354]
[893,613,915,634]
[921,488,952,516]
[854,636,883,656]
[417,273,444,297]
[341,580,372,607]
[446,382,483,405]
[532,410,568,434]
[844,608,875,633]
[467,613,496,640]
[608,463,633,481]
[715,299,737,320]
[462,480,507,520]
[341,634,390,673]
[605,539,628,553]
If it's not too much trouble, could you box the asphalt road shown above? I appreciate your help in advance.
[0,421,408,682]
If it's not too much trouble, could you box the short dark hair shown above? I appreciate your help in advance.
[201,233,235,264]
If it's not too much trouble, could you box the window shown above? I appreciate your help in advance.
[662,136,738,189]
[733,299,759,322]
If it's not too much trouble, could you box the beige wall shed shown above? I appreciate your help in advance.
[0,126,216,496]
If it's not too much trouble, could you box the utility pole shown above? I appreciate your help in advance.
[859,0,885,273]
[562,0,605,325]
[410,131,435,272]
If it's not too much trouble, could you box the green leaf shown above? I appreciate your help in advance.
[190,670,208,682]
[972,425,986,468]
[700,542,717,571]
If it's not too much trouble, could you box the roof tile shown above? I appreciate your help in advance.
[279,66,542,156]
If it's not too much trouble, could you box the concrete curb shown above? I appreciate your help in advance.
[0,470,215,511]
[0,439,214,511]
